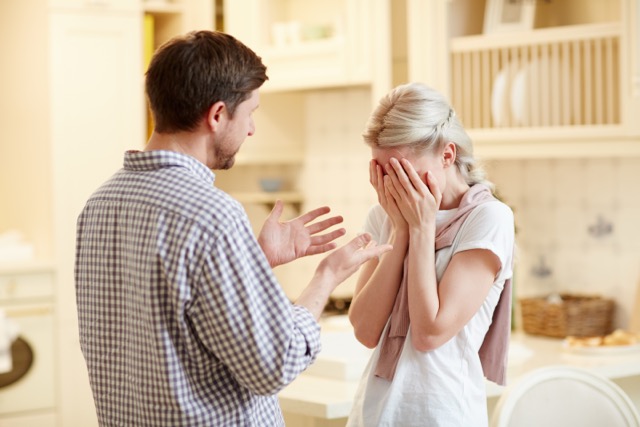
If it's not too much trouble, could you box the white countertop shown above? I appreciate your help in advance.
[278,330,640,420]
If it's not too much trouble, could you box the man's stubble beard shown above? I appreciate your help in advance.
[211,140,239,170]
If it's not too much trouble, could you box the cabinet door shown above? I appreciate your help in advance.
[49,11,145,230]
[49,10,144,427]
[225,0,374,92]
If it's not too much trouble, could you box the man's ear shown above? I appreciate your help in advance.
[442,141,457,168]
[207,101,226,131]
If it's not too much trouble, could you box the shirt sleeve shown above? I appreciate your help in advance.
[452,201,515,282]
[363,204,385,243]
[188,216,321,396]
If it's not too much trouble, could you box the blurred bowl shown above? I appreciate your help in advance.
[259,178,283,193]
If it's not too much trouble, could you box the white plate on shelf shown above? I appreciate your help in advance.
[510,58,547,127]
[491,62,519,127]
[510,56,568,127]
[509,64,531,127]
[491,67,510,127]
[562,340,640,356]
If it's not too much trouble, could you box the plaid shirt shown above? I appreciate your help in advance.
[75,150,321,426]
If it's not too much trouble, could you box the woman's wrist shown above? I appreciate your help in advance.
[390,227,410,247]
[408,222,436,240]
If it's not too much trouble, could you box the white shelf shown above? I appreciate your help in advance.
[234,150,304,166]
[450,22,621,52]
[232,191,304,205]
[0,260,55,276]
[263,36,345,59]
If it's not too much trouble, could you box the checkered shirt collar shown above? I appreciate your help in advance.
[123,150,216,185]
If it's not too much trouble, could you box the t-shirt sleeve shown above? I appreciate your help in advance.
[362,204,385,244]
[452,201,515,282]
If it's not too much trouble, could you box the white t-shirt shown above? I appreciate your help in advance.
[347,200,515,427]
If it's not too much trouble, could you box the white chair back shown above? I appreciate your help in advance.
[490,365,640,427]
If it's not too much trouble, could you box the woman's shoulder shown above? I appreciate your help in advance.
[471,199,514,223]
[455,199,515,257]
[458,200,515,239]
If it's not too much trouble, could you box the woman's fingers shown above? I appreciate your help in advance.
[383,175,401,202]
[385,158,412,199]
[426,170,443,207]
[369,159,377,187]
[370,160,388,204]
[400,158,427,195]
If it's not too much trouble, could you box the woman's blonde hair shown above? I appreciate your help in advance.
[362,82,494,191]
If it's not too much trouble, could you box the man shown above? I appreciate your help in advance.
[75,30,391,426]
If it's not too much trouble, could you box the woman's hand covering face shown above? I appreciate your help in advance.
[383,157,442,229]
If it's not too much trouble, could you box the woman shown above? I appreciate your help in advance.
[347,83,515,427]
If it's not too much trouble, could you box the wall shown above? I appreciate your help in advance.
[486,157,640,330]
[0,0,53,259]
[300,87,377,299]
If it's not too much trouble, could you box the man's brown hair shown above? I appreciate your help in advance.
[145,30,268,133]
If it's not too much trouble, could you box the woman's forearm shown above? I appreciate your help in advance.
[407,228,498,352]
[407,227,440,351]
[349,230,409,348]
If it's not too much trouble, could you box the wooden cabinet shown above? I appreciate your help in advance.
[224,0,387,93]
[405,0,640,158]
[49,7,145,427]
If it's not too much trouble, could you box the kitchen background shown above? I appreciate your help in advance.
[1,0,640,426]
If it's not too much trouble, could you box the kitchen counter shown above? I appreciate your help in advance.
[487,332,640,397]
[279,325,640,423]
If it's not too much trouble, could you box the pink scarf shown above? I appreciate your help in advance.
[373,184,512,386]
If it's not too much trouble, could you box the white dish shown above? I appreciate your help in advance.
[562,340,640,356]
[510,59,545,127]
[510,56,568,127]
[509,64,530,126]
[491,67,510,127]
[491,62,519,127]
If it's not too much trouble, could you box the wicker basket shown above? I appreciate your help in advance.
[520,294,615,338]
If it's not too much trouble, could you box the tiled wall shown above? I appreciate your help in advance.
[248,87,640,330]
[486,158,640,330]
